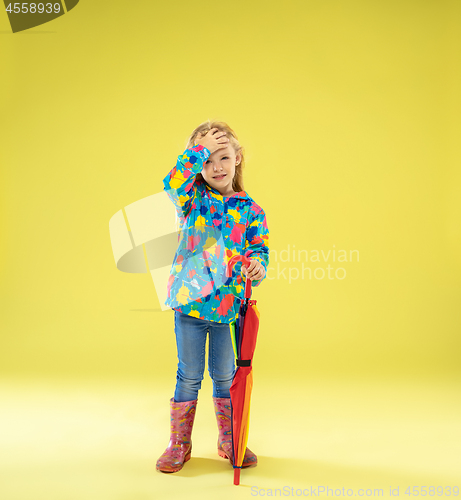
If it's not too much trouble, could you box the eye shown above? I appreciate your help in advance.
[206,156,228,163]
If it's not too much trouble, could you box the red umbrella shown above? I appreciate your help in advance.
[226,250,261,485]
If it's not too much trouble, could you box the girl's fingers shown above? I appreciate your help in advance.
[253,272,264,281]
[248,261,258,279]
[254,265,265,279]
[242,265,253,280]
[242,261,265,281]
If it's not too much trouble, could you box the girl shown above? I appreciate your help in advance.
[156,120,270,473]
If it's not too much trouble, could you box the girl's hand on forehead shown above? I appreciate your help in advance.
[195,127,229,154]
[242,259,266,282]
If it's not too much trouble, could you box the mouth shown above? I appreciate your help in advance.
[213,174,226,180]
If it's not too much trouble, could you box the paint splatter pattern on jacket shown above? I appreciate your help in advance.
[163,144,269,324]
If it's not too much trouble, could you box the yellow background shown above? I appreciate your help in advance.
[1,1,460,499]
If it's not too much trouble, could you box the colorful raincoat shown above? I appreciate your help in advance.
[163,144,270,324]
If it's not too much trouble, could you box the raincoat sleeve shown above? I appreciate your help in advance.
[162,144,211,221]
[243,208,270,288]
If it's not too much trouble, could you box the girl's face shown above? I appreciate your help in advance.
[201,144,241,196]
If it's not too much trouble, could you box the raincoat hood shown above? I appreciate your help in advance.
[201,178,251,202]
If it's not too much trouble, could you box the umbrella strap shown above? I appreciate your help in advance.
[236,359,251,367]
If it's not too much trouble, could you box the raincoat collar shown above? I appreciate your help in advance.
[204,181,250,201]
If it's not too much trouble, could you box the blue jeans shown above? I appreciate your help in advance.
[173,310,236,402]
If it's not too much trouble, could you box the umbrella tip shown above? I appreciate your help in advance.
[233,468,241,485]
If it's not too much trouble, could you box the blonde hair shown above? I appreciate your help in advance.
[185,119,245,193]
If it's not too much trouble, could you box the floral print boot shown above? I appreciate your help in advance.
[156,398,197,473]
[212,396,257,468]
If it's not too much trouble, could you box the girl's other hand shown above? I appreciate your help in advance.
[242,260,266,281]
[195,127,229,154]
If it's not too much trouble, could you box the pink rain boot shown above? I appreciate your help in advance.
[213,396,257,468]
[156,398,197,473]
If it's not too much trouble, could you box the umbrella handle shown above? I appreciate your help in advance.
[234,467,241,485]
[226,250,253,299]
